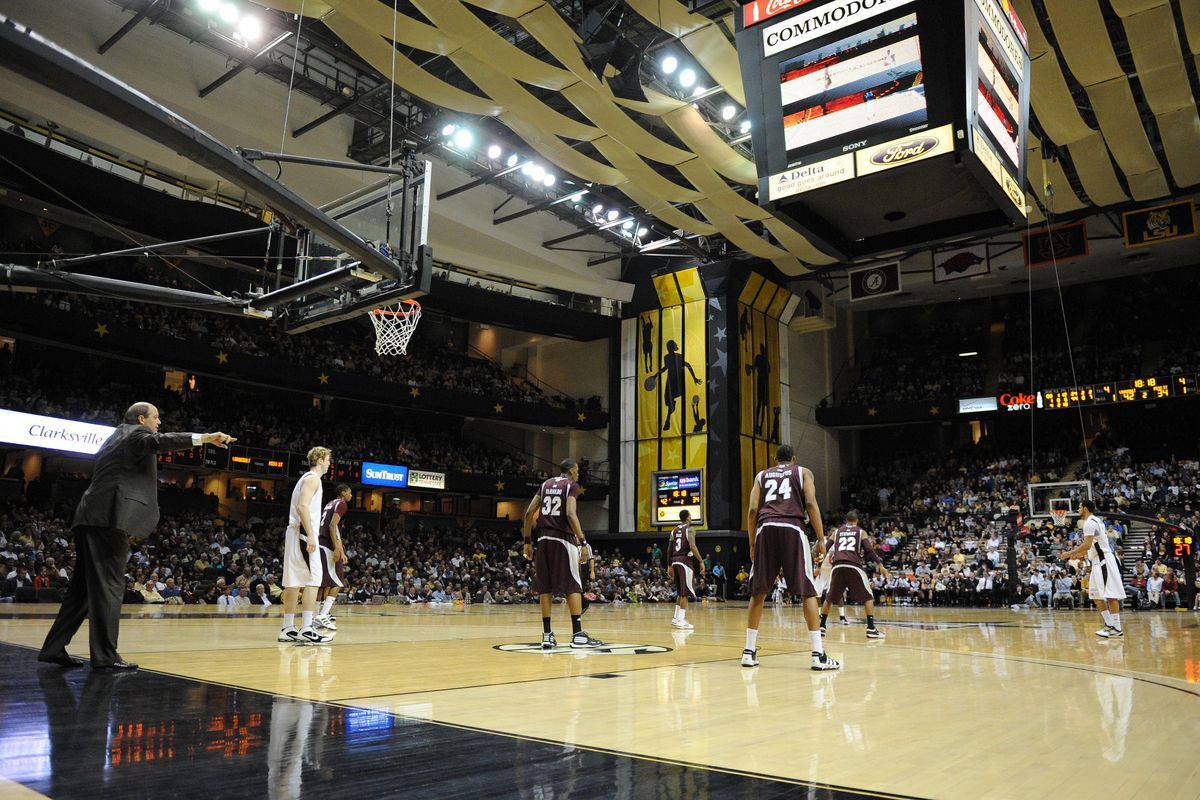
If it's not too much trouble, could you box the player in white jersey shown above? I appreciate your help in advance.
[278,446,334,645]
[1058,499,1127,638]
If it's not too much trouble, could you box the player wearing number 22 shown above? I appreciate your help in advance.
[742,444,841,671]
[523,459,603,650]
[820,510,888,639]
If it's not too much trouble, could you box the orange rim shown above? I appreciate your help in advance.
[371,300,421,317]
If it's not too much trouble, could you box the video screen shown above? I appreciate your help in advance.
[652,469,703,526]
[976,21,1020,168]
[778,13,927,161]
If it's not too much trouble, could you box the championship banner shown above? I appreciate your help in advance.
[1023,220,1088,267]
[1122,200,1197,249]
[848,262,901,301]
[932,245,989,283]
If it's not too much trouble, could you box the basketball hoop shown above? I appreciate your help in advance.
[369,299,421,356]
[1050,508,1068,528]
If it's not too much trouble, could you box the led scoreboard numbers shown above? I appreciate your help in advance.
[1042,374,1198,409]
[652,469,704,527]
[228,446,290,476]
[1173,534,1194,558]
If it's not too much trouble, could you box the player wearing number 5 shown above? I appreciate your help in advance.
[820,511,888,639]
[742,444,840,671]
[523,459,603,650]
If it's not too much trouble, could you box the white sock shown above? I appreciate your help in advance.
[321,597,335,616]
[810,631,824,655]
[673,607,681,622]
[679,609,686,622]
[745,628,758,651]
[302,611,314,630]
[282,613,295,629]
[1110,613,1121,632]
[839,606,846,619]
[1101,610,1113,627]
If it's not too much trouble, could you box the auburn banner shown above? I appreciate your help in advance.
[848,261,901,301]
[1023,220,1088,267]
[1122,200,1196,249]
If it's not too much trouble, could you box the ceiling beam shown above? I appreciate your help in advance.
[98,0,159,56]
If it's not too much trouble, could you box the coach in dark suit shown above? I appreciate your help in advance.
[38,402,234,671]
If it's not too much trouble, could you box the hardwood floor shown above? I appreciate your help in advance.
[0,602,1196,799]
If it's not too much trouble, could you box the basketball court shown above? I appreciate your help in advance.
[1,602,1195,799]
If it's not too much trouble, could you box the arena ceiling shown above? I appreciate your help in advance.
[2,0,1198,305]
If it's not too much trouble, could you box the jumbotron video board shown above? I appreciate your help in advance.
[651,469,704,527]
[736,0,1030,259]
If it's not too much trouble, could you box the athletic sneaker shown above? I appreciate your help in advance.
[570,631,603,649]
[811,652,842,671]
[277,626,300,643]
[1097,627,1124,639]
[819,625,826,636]
[314,615,337,631]
[741,648,759,667]
[298,626,334,645]
[839,617,850,626]
[671,619,694,630]
[541,632,557,650]
[1095,626,1117,637]
[866,628,886,639]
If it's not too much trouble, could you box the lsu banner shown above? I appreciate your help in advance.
[1122,200,1196,249]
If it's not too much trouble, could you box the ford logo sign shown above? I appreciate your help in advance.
[870,137,940,166]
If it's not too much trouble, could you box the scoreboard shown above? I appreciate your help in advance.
[652,469,704,527]
[1041,374,1198,410]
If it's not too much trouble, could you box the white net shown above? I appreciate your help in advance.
[1050,508,1068,528]
[369,299,421,356]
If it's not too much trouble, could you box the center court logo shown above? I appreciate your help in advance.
[494,643,671,655]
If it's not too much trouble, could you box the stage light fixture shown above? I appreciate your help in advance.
[592,204,604,216]
[521,162,535,176]
[721,104,736,120]
[622,219,633,230]
[237,16,262,42]
[441,123,456,137]
[678,68,696,88]
[453,128,473,149]
[739,119,751,133]
[197,0,221,12]
[218,2,239,23]
[543,173,556,187]
[506,153,519,167]
[661,55,678,74]
[607,209,619,221]
[487,144,502,160]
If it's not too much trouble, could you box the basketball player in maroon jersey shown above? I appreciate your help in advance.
[314,484,351,631]
[523,459,602,649]
[742,444,840,670]
[667,510,704,630]
[820,510,888,639]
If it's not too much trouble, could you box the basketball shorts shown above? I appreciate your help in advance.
[318,545,345,589]
[671,561,697,601]
[826,563,874,604]
[748,522,817,598]
[532,536,583,596]
[283,525,323,588]
[1088,554,1127,601]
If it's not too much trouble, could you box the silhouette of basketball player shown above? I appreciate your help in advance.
[655,340,701,431]
[642,317,655,373]
[745,342,771,436]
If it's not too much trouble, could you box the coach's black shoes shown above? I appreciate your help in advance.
[93,660,139,672]
[811,652,842,671]
[570,631,603,649]
[740,648,759,667]
[541,632,558,650]
[37,652,87,668]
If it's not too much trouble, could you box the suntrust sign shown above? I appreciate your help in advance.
[762,0,916,57]
[0,408,114,455]
[361,462,409,488]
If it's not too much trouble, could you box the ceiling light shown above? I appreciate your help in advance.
[506,153,519,167]
[197,0,221,12]
[721,104,736,121]
[531,164,546,181]
[637,227,648,237]
[739,119,751,133]
[622,219,634,230]
[693,85,707,97]
[487,144,502,160]
[959,351,979,358]
[592,204,604,216]
[607,209,619,221]
[441,123,456,137]
[521,162,535,176]
[661,55,678,74]
[237,15,262,41]
[218,2,239,23]
[453,128,474,149]
[678,68,696,88]
[543,173,556,187]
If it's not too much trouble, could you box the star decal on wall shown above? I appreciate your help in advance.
[318,373,330,385]
[494,403,504,414]
[93,323,109,337]
[494,481,505,492]
[930,406,940,416]
[216,351,229,364]
[867,408,878,417]
[409,387,421,398]
[577,412,586,423]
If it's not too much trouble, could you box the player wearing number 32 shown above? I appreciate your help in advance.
[523,459,603,650]
[742,444,841,671]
